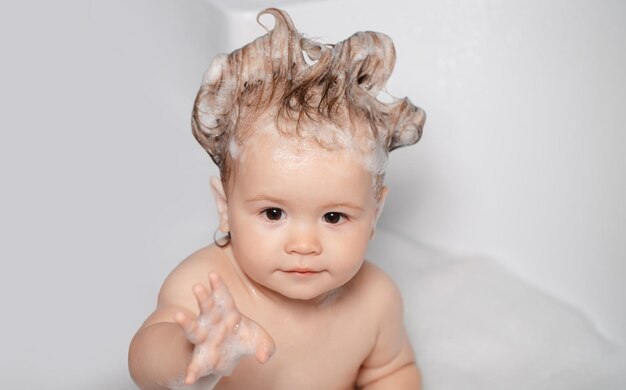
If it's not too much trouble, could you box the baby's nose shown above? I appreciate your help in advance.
[284,223,322,256]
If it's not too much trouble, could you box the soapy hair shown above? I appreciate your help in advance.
[191,8,425,183]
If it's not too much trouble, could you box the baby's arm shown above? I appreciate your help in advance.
[129,260,274,389]
[355,271,421,389]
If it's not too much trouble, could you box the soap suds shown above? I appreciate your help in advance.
[228,137,240,159]
[168,279,268,390]
[192,8,425,176]
[235,121,388,181]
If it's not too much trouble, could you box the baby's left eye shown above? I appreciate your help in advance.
[323,212,347,224]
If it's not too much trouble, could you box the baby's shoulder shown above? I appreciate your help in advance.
[157,245,228,304]
[350,260,404,312]
[141,245,229,326]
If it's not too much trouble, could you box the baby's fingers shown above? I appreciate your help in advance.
[174,311,207,344]
[255,338,276,364]
[184,362,201,385]
[185,346,220,384]
[209,272,236,311]
[192,282,215,314]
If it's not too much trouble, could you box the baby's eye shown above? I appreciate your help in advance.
[262,208,285,221]
[323,212,347,224]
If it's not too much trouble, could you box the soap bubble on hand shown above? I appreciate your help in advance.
[174,272,275,386]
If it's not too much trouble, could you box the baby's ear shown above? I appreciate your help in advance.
[371,186,389,239]
[210,176,230,233]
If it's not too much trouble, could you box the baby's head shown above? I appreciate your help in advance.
[191,8,425,302]
[191,8,425,197]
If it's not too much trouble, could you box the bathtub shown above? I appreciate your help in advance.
[1,0,624,388]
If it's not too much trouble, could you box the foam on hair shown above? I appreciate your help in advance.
[191,8,425,179]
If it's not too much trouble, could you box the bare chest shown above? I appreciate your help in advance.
[216,295,374,389]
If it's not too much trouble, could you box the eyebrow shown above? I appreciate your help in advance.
[245,195,286,204]
[245,195,363,211]
[327,203,364,211]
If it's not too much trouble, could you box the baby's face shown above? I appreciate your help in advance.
[223,125,385,302]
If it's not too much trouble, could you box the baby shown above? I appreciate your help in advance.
[129,8,425,390]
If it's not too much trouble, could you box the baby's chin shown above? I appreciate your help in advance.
[266,279,346,306]
[282,288,345,307]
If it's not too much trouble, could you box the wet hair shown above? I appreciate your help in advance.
[191,8,425,187]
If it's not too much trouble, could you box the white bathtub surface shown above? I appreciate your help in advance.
[368,230,626,390]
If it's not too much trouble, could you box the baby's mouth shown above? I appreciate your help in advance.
[281,268,323,277]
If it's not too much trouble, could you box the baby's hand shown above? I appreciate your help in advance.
[174,272,275,386]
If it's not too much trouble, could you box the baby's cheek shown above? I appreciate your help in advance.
[249,224,283,250]
[338,224,370,266]
[328,230,369,270]
[234,224,279,267]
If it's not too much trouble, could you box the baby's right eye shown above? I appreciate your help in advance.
[262,208,285,221]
